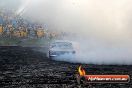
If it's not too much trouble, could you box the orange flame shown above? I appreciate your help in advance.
[78,65,86,76]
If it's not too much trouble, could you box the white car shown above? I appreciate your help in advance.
[47,40,76,58]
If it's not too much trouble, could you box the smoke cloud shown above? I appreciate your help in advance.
[1,0,132,64]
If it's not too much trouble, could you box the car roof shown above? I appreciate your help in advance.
[51,40,73,43]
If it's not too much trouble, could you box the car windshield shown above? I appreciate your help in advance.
[51,42,73,49]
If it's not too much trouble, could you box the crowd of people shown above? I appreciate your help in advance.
[0,9,61,40]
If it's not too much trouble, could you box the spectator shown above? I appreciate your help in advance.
[0,24,3,35]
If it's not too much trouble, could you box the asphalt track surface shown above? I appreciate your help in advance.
[0,46,131,88]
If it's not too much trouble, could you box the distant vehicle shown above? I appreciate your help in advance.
[47,40,76,58]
